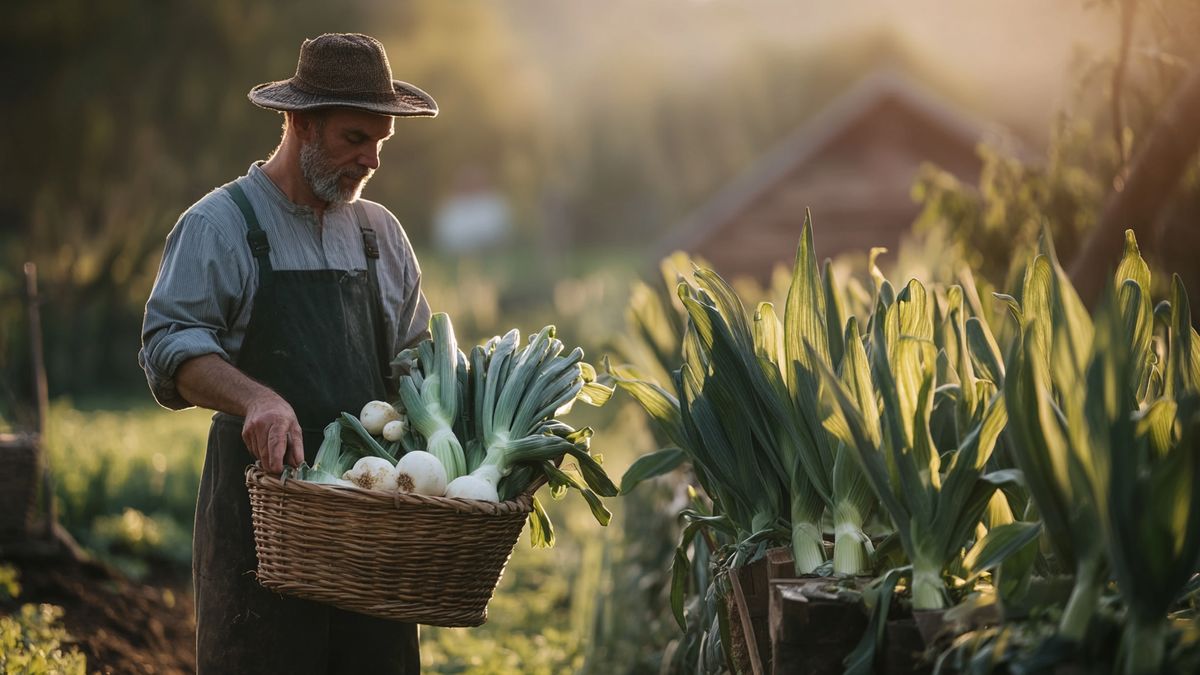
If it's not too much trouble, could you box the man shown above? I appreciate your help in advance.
[138,33,435,673]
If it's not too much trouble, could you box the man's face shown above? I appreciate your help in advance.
[298,108,395,205]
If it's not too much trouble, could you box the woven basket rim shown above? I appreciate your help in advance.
[245,464,535,516]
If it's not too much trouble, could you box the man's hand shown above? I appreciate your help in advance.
[243,394,305,475]
[176,353,305,475]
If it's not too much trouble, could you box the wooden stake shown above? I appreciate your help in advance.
[23,262,55,532]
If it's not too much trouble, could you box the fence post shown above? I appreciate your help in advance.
[23,262,56,534]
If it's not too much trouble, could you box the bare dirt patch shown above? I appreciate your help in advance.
[2,552,195,675]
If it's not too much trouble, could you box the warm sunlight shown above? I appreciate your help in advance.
[4,1,1199,673]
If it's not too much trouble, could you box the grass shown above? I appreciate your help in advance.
[43,400,208,578]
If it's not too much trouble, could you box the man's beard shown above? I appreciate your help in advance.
[299,137,373,205]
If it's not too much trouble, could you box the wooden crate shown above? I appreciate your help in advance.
[0,433,40,543]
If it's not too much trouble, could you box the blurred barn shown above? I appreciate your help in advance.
[656,70,1009,280]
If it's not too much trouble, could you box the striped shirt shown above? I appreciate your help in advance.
[138,162,432,410]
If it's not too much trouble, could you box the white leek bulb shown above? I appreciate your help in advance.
[444,474,499,502]
[382,417,408,442]
[359,400,402,435]
[342,456,397,491]
[394,451,447,496]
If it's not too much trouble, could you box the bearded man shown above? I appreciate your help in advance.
[139,33,435,674]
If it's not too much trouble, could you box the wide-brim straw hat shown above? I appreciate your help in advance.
[249,33,438,117]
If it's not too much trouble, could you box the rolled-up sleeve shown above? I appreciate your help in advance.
[138,211,249,409]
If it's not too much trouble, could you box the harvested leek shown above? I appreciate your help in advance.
[397,313,468,480]
[295,311,617,546]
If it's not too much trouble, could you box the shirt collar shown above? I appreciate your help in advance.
[247,161,349,217]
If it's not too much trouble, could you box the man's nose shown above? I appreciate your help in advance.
[360,146,381,170]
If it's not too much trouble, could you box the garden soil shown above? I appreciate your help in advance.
[2,552,196,674]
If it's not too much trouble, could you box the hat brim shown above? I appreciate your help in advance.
[248,79,438,117]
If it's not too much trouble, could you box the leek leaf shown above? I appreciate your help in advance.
[619,447,685,493]
[528,496,555,549]
[560,444,619,497]
[843,567,905,675]
[542,462,611,526]
[966,317,1005,385]
[337,412,395,461]
[823,258,847,370]
[670,547,691,631]
[606,362,687,449]
[962,519,1042,581]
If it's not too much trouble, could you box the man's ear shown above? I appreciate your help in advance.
[288,110,320,142]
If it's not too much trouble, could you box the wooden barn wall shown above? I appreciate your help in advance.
[693,98,986,281]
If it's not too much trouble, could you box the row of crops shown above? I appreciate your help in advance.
[609,218,1200,674]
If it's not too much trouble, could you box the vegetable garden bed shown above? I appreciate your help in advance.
[612,221,1200,674]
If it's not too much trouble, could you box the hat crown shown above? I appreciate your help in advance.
[247,32,437,116]
[293,33,394,96]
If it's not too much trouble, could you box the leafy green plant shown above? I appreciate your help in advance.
[995,230,1200,673]
[0,566,86,675]
[614,217,888,578]
[817,278,1016,610]
[0,565,19,602]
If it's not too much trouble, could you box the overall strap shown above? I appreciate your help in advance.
[352,202,393,392]
[353,202,380,270]
[223,182,273,282]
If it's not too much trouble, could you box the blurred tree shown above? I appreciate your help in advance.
[0,0,380,401]
[911,0,1200,304]
[0,0,547,400]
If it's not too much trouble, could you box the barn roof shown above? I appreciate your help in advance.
[655,69,1005,259]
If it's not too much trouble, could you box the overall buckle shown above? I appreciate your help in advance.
[246,230,271,258]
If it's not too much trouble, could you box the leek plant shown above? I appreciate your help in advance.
[614,217,881,576]
[610,274,811,639]
[773,215,877,575]
[676,265,826,572]
[447,326,617,521]
[610,275,815,575]
[816,277,1016,610]
[397,313,468,480]
[1007,231,1200,672]
[1091,277,1200,675]
[1003,255,1107,641]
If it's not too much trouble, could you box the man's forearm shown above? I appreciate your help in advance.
[176,353,304,474]
[175,353,275,417]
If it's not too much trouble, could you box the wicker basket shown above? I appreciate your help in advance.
[245,464,533,627]
[0,433,40,543]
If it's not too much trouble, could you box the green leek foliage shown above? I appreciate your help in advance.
[1003,230,1200,673]
[394,314,617,548]
[816,277,1016,610]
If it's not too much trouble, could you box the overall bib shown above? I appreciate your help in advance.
[193,181,419,674]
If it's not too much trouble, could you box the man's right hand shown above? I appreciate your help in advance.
[176,353,305,475]
[242,395,305,474]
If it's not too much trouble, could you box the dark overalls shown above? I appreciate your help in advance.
[192,181,420,674]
